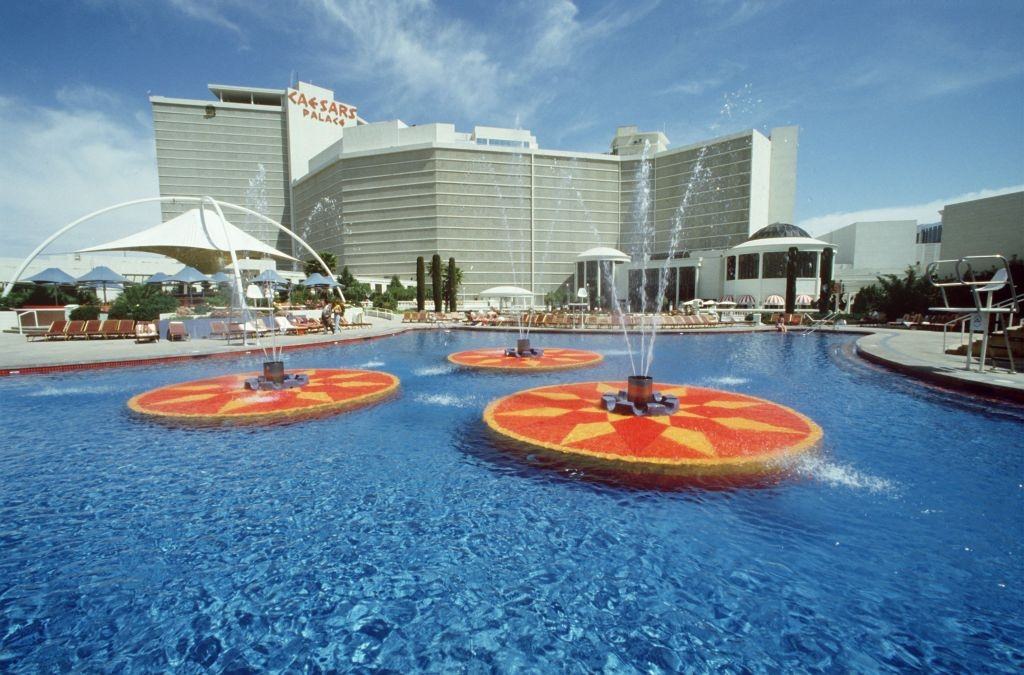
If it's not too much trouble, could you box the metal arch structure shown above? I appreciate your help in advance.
[2,195,343,300]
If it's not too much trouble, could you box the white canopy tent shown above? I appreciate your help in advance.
[77,208,298,274]
[480,285,534,310]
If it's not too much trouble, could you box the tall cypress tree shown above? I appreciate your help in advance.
[447,257,458,312]
[431,254,443,312]
[415,256,425,311]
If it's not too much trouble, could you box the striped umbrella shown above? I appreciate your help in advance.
[764,295,785,307]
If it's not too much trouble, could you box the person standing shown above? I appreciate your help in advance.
[332,301,342,334]
[321,301,335,334]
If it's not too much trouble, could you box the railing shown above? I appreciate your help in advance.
[15,309,41,336]
[928,255,1019,372]
[801,310,841,336]
[363,308,399,322]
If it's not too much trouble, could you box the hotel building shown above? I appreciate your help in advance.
[150,81,799,301]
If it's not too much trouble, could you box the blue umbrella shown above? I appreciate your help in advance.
[254,269,287,285]
[207,272,231,284]
[167,266,208,306]
[76,266,126,303]
[26,267,77,285]
[145,272,170,285]
[167,266,208,284]
[303,273,338,287]
[25,267,77,306]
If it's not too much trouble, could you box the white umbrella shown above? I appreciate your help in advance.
[480,286,533,298]
[575,247,631,263]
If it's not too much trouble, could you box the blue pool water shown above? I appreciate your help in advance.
[1,331,1021,671]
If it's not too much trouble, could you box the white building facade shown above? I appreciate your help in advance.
[150,81,800,301]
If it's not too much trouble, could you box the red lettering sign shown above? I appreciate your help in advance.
[288,88,358,127]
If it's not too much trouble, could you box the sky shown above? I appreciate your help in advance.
[0,0,1021,255]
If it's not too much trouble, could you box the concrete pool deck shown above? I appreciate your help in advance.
[1,320,1021,403]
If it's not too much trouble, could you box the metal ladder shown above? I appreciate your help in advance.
[927,255,1019,373]
[801,310,841,336]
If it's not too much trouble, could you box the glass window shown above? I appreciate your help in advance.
[726,256,736,281]
[738,253,759,279]
[796,251,817,278]
[762,252,787,278]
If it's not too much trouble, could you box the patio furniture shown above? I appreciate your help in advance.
[117,320,136,338]
[100,319,121,339]
[65,321,87,339]
[84,320,104,339]
[167,321,188,341]
[135,322,159,343]
[38,320,69,341]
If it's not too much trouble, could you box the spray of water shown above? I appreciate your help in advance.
[642,146,711,376]
[557,157,637,375]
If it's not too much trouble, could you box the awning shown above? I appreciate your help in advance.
[736,295,756,306]
[77,208,298,274]
[795,294,814,306]
[764,295,785,306]
[576,247,631,263]
[720,295,734,303]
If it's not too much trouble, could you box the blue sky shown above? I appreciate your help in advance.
[1,0,1021,254]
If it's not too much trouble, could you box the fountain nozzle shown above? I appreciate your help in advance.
[244,361,310,390]
[505,338,544,358]
[602,375,679,416]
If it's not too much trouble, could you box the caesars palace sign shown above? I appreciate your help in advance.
[287,88,357,127]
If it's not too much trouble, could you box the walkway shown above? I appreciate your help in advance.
[855,328,1023,402]
[0,318,419,375]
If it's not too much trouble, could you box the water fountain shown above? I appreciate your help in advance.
[484,119,822,479]
[446,153,604,372]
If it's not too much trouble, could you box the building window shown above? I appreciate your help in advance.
[726,256,736,281]
[762,252,787,278]
[738,253,759,279]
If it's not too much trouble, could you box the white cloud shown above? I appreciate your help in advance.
[315,0,502,117]
[167,0,243,35]
[0,92,160,257]
[798,185,1024,236]
[311,0,659,123]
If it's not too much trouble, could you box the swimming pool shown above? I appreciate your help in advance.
[1,331,1021,671]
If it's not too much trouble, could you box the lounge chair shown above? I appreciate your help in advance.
[209,321,230,339]
[167,321,188,341]
[275,316,305,335]
[135,322,159,343]
[65,320,88,339]
[84,320,103,339]
[39,320,69,341]
[117,320,136,338]
[99,319,120,339]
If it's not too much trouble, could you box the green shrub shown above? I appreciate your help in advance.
[108,285,179,321]
[69,304,101,321]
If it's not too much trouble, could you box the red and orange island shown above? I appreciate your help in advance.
[448,347,603,372]
[484,381,821,476]
[129,368,398,425]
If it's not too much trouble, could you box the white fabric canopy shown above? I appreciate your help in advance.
[77,208,298,274]
[480,286,533,297]
[576,246,630,263]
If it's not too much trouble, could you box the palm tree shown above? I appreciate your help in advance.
[304,251,338,276]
